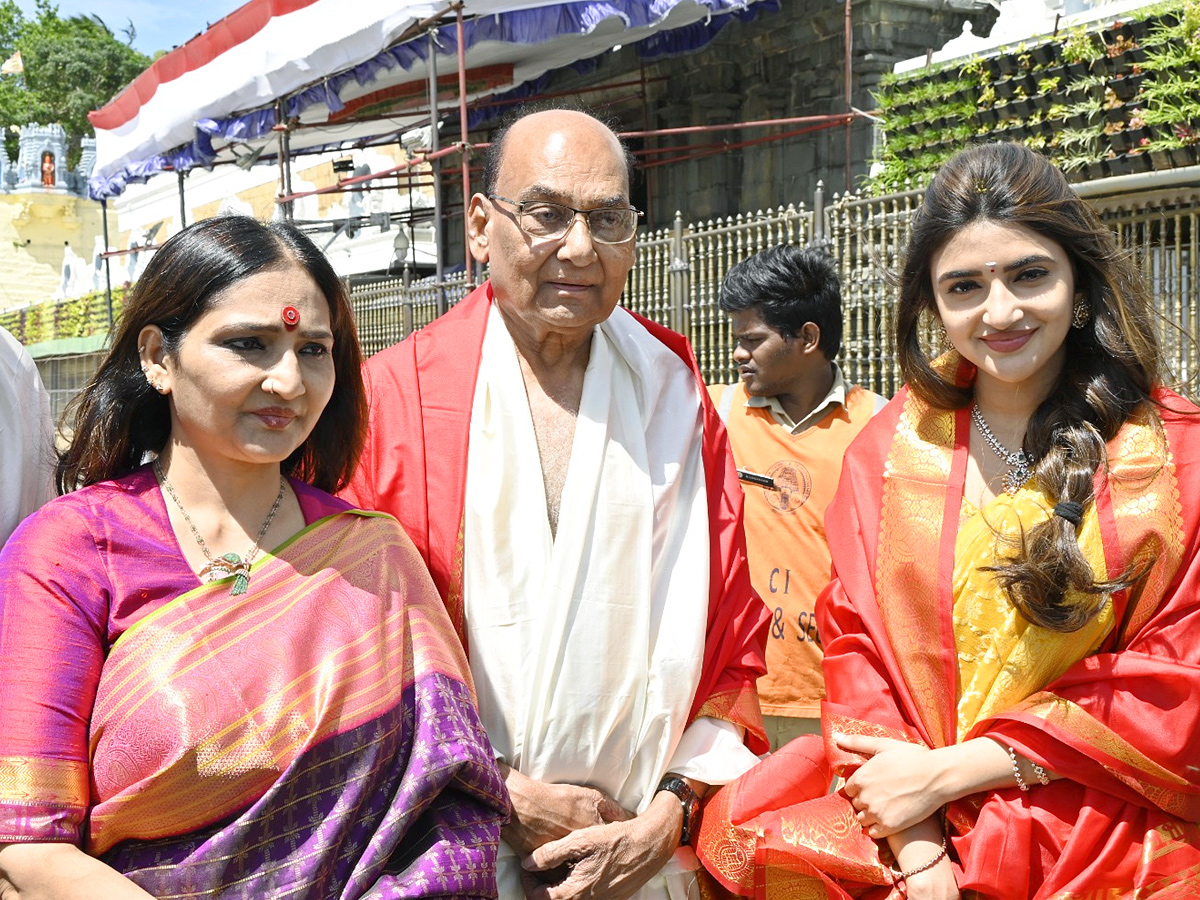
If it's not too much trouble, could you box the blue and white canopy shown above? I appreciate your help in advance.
[88,0,774,199]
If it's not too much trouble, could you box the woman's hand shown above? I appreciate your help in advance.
[894,857,959,900]
[885,818,958,900]
[840,735,1058,839]
[837,734,948,838]
[0,842,157,899]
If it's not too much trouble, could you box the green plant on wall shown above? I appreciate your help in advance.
[865,156,915,194]
[1106,34,1140,58]
[1062,28,1103,63]
[1139,65,1200,124]
[1142,36,1200,68]
[0,288,120,347]
[1058,126,1101,153]
[1067,72,1107,93]
[959,55,989,84]
[867,0,1200,194]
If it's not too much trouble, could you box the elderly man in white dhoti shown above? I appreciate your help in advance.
[343,107,769,900]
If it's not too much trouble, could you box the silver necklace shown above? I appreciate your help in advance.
[971,404,1035,494]
[154,459,286,595]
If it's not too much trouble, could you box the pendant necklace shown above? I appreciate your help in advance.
[154,459,286,595]
[971,404,1035,494]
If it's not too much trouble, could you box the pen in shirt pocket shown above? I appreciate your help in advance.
[737,468,776,490]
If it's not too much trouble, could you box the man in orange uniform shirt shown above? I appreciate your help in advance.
[709,245,885,749]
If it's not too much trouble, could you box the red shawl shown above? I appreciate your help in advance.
[342,282,768,751]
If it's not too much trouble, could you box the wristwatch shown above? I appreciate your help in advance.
[655,775,701,846]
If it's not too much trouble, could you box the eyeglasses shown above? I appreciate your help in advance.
[488,195,642,245]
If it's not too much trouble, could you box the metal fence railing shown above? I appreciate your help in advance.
[351,271,473,358]
[826,188,922,398]
[1085,185,1200,391]
[34,351,107,425]
[624,202,816,382]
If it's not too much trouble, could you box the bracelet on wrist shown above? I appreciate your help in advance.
[1007,744,1050,791]
[1030,759,1051,786]
[1007,744,1029,792]
[888,834,948,884]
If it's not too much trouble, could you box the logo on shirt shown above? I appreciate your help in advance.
[764,460,811,513]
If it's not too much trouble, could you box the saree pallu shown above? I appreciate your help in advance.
[85,510,506,899]
[696,384,1200,900]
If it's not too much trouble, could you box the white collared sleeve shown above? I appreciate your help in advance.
[663,716,761,785]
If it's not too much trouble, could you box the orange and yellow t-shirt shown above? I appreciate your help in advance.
[710,379,883,718]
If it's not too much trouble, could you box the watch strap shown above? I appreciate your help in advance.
[655,775,700,846]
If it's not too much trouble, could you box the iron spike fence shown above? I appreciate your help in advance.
[1084,185,1200,392]
[345,180,1200,397]
[351,271,472,357]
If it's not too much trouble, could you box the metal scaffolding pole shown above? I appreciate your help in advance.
[276,99,295,222]
[456,3,473,286]
[177,170,187,228]
[427,28,446,315]
[101,200,113,329]
[844,0,854,193]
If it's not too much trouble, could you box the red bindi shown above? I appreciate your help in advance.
[282,305,300,329]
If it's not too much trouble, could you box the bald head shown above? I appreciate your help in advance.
[466,105,637,353]
[482,108,634,197]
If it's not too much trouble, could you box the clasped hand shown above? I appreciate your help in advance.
[502,767,680,900]
[519,812,676,900]
[836,733,947,838]
[502,768,633,857]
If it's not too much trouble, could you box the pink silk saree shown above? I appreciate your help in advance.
[0,469,508,898]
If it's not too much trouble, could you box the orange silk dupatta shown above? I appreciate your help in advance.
[697,387,1200,900]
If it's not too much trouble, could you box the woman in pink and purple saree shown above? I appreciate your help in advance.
[695,144,1200,899]
[0,216,508,899]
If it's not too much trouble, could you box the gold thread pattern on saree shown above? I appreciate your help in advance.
[876,390,956,746]
[0,756,88,807]
[1103,408,1183,644]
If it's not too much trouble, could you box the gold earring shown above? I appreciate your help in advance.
[1071,297,1090,329]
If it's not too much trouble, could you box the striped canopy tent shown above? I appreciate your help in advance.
[87,0,774,201]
